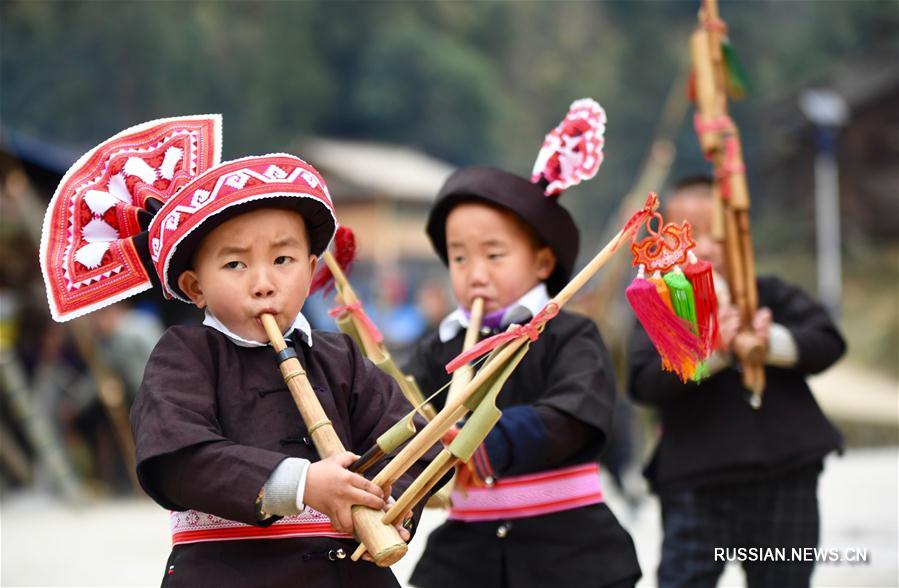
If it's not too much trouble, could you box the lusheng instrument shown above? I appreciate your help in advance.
[427,296,485,508]
[312,227,437,422]
[351,194,666,562]
[689,0,766,406]
[260,314,407,568]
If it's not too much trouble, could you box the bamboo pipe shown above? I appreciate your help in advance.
[325,254,437,420]
[428,296,485,507]
[446,297,485,406]
[260,314,407,568]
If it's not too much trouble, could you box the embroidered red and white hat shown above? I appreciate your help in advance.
[41,115,338,319]
[40,115,222,322]
[147,153,337,302]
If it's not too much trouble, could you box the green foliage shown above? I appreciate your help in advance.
[1,0,896,375]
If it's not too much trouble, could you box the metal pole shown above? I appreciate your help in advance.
[813,127,842,321]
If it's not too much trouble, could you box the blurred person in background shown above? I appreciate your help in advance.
[628,176,846,588]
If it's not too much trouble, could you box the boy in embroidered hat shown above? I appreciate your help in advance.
[40,116,435,587]
[405,100,641,588]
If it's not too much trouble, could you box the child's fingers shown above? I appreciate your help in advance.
[347,487,386,510]
[333,451,360,468]
[334,509,353,534]
[395,525,411,542]
[348,473,385,499]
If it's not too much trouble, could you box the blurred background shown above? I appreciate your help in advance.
[1,1,896,586]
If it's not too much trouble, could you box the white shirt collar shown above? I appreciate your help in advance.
[438,283,550,343]
[203,310,313,348]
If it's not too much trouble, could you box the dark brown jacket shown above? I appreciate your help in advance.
[132,325,435,587]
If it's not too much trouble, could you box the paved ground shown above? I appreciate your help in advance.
[2,446,897,587]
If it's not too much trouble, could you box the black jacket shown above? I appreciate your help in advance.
[132,326,435,588]
[628,276,845,493]
[406,310,641,588]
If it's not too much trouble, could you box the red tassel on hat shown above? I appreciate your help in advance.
[310,226,356,294]
[683,251,719,355]
[626,273,705,382]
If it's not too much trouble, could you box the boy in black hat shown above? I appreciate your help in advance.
[628,176,846,588]
[406,100,641,588]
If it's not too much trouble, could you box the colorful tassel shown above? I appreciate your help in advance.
[310,226,356,295]
[663,268,699,334]
[722,38,750,100]
[626,274,705,382]
[648,271,675,313]
[683,251,719,355]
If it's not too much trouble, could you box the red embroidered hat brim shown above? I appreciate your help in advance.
[40,115,222,322]
[147,153,337,302]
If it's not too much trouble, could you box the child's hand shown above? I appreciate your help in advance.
[717,304,741,351]
[304,451,386,534]
[752,307,772,342]
[361,487,413,563]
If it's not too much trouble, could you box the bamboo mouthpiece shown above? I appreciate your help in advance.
[260,313,408,567]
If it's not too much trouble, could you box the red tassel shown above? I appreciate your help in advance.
[626,277,705,382]
[683,256,719,355]
[310,226,357,295]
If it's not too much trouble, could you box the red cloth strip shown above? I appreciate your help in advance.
[445,303,560,374]
[329,301,384,344]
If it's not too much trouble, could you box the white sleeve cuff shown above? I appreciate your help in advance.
[295,458,310,511]
[261,457,311,517]
[766,323,799,367]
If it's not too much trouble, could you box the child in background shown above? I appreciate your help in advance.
[628,175,845,588]
[406,100,641,588]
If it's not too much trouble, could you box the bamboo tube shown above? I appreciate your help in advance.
[260,314,407,568]
[690,29,723,155]
[326,254,436,419]
[428,296,485,507]
[446,297,485,406]
[387,448,456,523]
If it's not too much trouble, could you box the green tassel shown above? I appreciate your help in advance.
[664,270,699,335]
[722,38,751,100]
[693,360,709,383]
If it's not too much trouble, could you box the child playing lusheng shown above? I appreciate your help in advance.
[39,116,434,587]
[405,100,641,588]
[628,176,846,588]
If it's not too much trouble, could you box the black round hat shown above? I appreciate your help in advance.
[426,98,607,297]
[426,165,579,296]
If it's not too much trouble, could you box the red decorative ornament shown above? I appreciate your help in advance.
[531,98,607,197]
[310,225,356,295]
[630,215,697,273]
[40,115,222,322]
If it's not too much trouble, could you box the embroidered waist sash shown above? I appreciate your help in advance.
[170,508,352,546]
[448,462,604,522]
